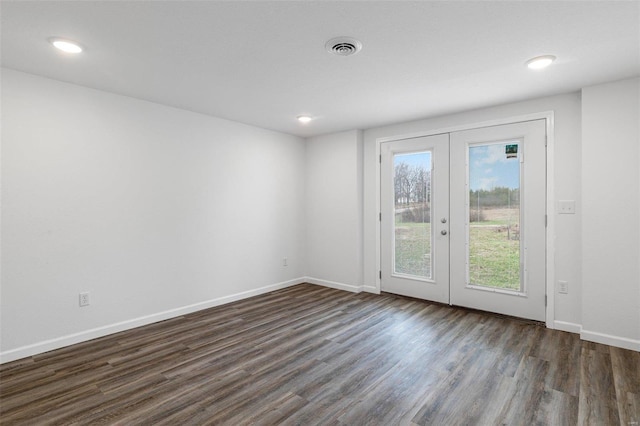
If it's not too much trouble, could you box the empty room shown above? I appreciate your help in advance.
[1,1,639,424]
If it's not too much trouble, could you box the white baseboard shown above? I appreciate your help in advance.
[553,321,582,334]
[5,279,637,364]
[363,285,380,294]
[304,277,363,293]
[0,277,306,364]
[553,321,639,352]
[581,329,640,352]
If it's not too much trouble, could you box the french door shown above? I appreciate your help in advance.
[381,120,546,321]
[380,134,450,303]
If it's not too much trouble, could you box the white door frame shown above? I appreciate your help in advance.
[375,111,555,329]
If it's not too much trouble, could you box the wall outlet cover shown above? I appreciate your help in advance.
[79,292,90,307]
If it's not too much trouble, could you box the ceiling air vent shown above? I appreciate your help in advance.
[325,37,362,56]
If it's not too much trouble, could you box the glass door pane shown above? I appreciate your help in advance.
[394,151,432,279]
[468,141,522,291]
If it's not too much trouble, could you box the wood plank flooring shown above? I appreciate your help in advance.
[1,284,638,425]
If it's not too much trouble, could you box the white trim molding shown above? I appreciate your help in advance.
[581,329,640,352]
[555,321,640,352]
[553,320,582,334]
[305,277,364,293]
[3,278,638,363]
[363,285,380,294]
[0,277,306,364]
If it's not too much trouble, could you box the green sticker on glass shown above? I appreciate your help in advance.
[506,144,518,159]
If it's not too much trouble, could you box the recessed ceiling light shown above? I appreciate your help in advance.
[526,55,556,70]
[297,115,313,123]
[49,37,83,54]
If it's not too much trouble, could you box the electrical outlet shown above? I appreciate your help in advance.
[558,281,568,294]
[283,257,288,267]
[79,292,90,307]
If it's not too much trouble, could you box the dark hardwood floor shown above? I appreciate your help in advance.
[1,284,638,425]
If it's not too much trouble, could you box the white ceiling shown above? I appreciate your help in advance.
[2,1,639,137]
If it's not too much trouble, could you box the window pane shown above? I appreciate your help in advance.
[394,151,432,279]
[468,142,521,290]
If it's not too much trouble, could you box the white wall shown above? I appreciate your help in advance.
[581,77,640,350]
[305,130,364,291]
[2,68,638,360]
[363,93,583,328]
[1,69,306,362]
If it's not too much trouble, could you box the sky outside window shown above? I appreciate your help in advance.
[469,142,520,191]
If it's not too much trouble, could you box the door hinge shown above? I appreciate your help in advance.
[545,215,548,227]
[379,212,382,221]
[545,295,547,307]
[379,154,382,163]
[379,270,382,279]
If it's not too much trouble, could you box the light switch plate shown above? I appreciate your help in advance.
[558,280,568,294]
[558,200,576,214]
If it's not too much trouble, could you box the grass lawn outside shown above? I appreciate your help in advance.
[469,224,520,290]
[394,221,432,278]
[394,207,520,289]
